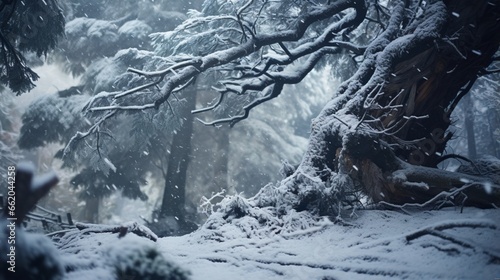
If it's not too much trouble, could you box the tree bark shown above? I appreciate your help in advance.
[282,0,500,214]
[354,0,500,207]
[159,85,197,221]
[361,0,500,206]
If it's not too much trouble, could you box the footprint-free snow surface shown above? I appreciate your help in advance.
[59,207,500,280]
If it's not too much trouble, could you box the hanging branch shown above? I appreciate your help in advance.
[79,0,367,131]
[74,221,158,242]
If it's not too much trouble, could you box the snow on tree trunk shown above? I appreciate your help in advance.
[269,0,500,215]
[198,1,500,236]
[78,0,500,237]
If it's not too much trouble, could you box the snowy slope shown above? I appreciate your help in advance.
[55,207,500,280]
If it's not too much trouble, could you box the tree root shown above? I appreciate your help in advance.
[373,162,500,209]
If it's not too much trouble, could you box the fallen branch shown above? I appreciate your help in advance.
[75,221,158,242]
[380,163,500,209]
[379,183,476,212]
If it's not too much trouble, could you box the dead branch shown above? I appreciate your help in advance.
[380,162,500,208]
[75,221,158,242]
[379,183,475,212]
[80,0,367,131]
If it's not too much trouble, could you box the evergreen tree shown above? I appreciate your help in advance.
[17,1,185,222]
[19,0,208,228]
[0,0,65,94]
[79,0,500,227]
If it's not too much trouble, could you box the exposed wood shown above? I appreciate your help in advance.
[368,0,500,168]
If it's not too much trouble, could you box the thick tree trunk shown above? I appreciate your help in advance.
[281,0,500,215]
[358,0,500,208]
[159,86,197,222]
[369,0,499,168]
[354,0,500,207]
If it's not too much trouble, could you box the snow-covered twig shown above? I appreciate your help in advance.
[63,110,116,157]
[74,221,158,242]
[83,0,367,127]
[425,229,500,261]
[379,183,474,211]
[197,83,284,127]
[89,103,155,112]
[199,189,227,216]
[191,90,226,114]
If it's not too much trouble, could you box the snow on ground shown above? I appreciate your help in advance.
[57,207,500,280]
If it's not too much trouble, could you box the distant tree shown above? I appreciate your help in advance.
[468,74,500,159]
[0,0,64,94]
[54,0,187,75]
[17,86,151,223]
[78,0,500,226]
[19,0,206,227]
[462,93,477,159]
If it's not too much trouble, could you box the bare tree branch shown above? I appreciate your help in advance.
[81,0,367,131]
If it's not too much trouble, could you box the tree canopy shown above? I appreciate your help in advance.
[0,0,65,94]
[11,0,500,235]
[16,0,198,224]
[3,0,500,279]
[72,0,500,221]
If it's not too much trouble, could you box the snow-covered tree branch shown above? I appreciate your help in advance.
[74,0,500,224]
[82,0,367,126]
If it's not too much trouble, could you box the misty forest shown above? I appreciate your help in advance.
[1,0,500,279]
